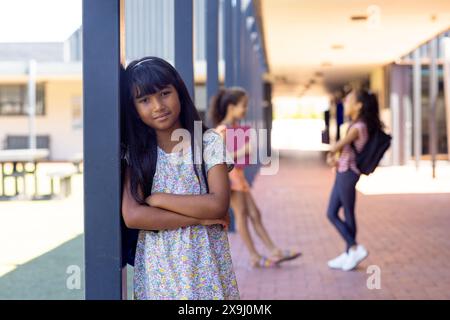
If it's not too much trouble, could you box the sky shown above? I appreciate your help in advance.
[0,0,82,42]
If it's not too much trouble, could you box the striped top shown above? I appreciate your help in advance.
[337,121,369,174]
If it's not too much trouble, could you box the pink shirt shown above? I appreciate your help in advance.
[215,124,251,169]
[337,121,369,174]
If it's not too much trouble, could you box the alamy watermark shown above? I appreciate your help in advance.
[66,265,81,290]
[67,263,381,293]
[366,265,381,290]
[166,121,279,175]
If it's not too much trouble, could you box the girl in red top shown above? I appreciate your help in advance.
[209,87,301,268]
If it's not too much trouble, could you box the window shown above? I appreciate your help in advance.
[0,84,45,116]
[420,66,448,155]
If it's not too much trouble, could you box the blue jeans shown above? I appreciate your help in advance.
[327,170,360,252]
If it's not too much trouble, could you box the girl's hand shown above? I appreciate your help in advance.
[200,217,229,230]
[145,193,163,207]
[144,194,153,206]
[244,140,252,156]
[326,152,337,167]
[224,212,230,229]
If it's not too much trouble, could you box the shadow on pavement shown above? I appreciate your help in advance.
[0,234,134,300]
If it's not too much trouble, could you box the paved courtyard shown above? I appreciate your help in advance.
[228,152,450,299]
[1,152,450,299]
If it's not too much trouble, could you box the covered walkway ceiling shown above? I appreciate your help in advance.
[260,0,450,97]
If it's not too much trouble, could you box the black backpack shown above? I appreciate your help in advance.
[351,129,392,175]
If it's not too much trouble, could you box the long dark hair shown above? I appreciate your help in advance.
[208,87,247,126]
[121,56,209,205]
[355,89,383,136]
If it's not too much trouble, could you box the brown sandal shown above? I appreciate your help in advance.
[272,249,302,264]
[251,256,279,268]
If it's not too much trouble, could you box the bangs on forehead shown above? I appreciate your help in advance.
[131,64,173,99]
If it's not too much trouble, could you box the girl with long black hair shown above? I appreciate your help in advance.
[326,88,383,271]
[121,57,239,299]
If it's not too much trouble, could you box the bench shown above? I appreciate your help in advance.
[0,149,50,200]
[46,168,77,199]
[71,152,83,174]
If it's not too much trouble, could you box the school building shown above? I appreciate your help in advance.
[1,1,449,169]
[0,0,449,299]
[0,0,271,162]
[0,40,82,161]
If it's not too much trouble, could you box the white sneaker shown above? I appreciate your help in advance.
[342,245,368,271]
[327,252,348,269]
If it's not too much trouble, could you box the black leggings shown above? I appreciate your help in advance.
[326,170,360,252]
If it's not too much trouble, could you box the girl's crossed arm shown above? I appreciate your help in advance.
[145,163,231,220]
[122,167,227,230]
[217,127,251,164]
[329,126,359,154]
[326,127,359,167]
[233,140,251,160]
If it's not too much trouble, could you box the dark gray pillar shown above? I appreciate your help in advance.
[429,38,438,178]
[174,0,195,100]
[443,37,450,161]
[413,49,422,169]
[233,0,242,85]
[224,0,234,87]
[206,0,219,121]
[83,0,125,300]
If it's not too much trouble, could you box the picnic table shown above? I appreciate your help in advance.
[0,148,49,200]
[71,152,83,173]
[46,167,78,199]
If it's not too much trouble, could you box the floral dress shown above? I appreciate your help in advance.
[133,130,240,300]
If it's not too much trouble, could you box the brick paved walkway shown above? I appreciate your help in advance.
[228,151,450,299]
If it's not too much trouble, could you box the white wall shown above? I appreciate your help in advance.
[0,80,83,161]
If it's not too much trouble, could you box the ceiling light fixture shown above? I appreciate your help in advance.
[331,44,344,50]
[350,15,367,21]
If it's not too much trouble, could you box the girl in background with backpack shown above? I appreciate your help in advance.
[325,88,383,271]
